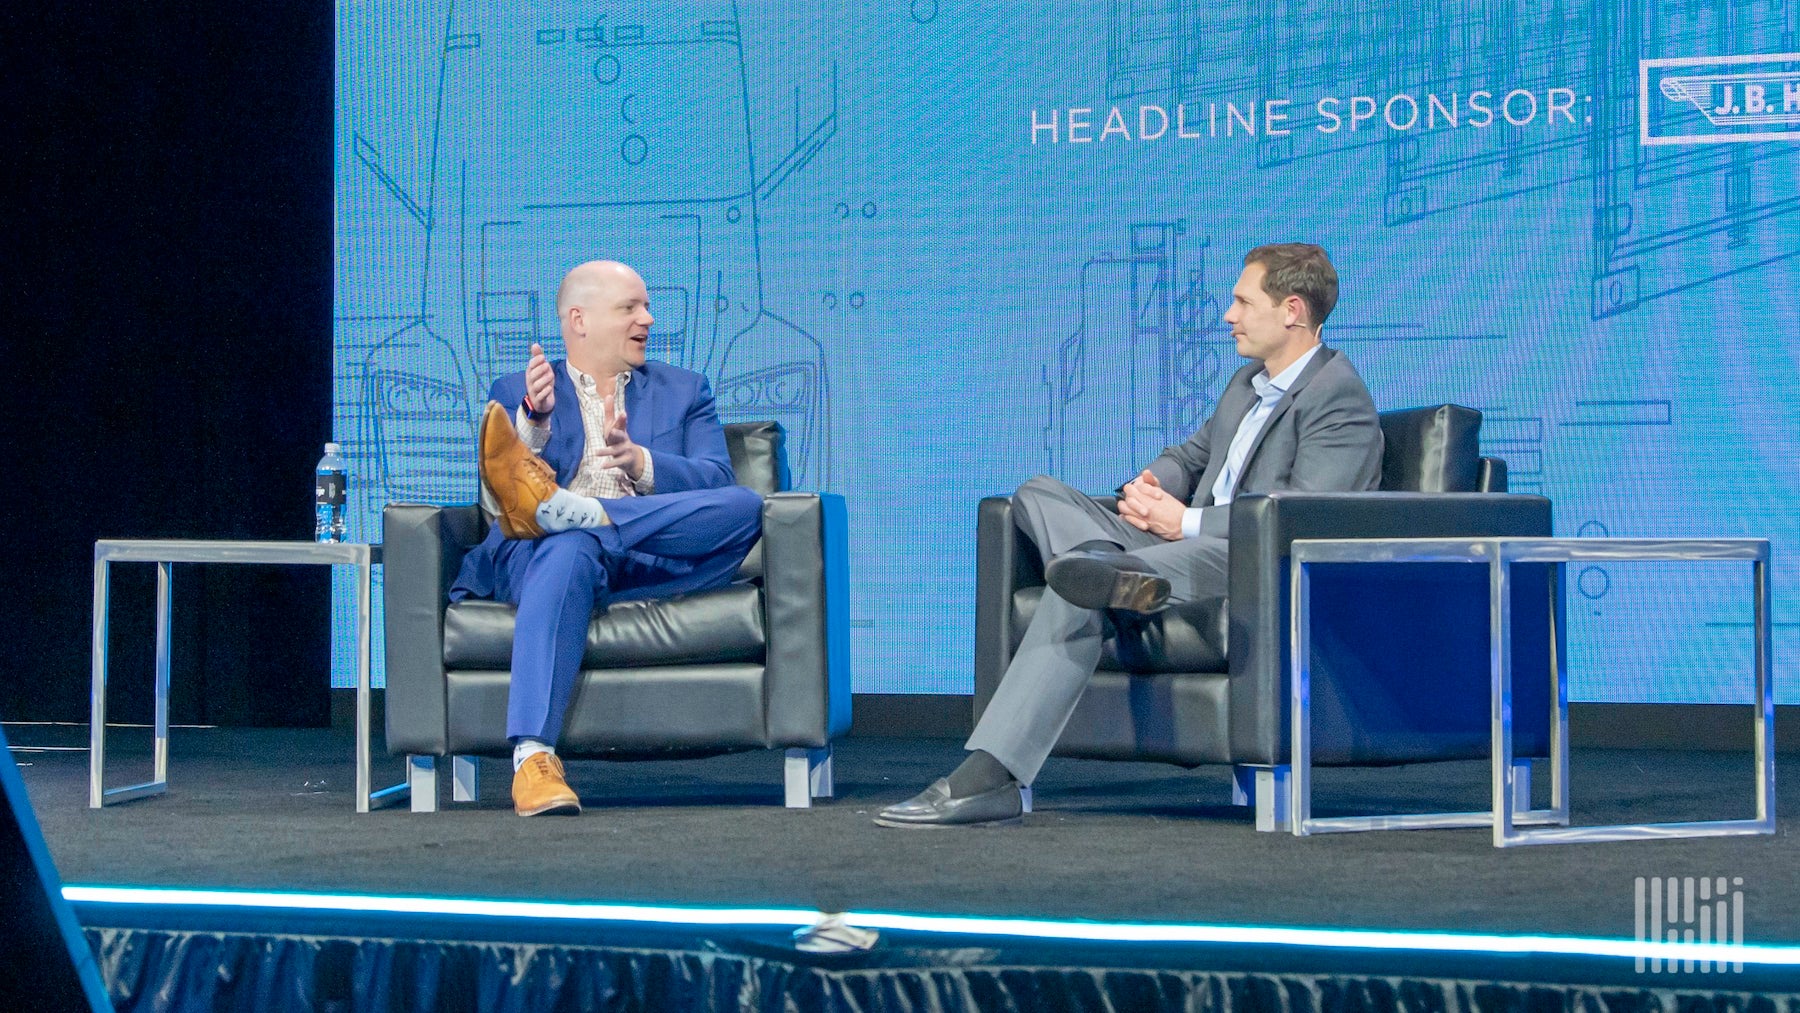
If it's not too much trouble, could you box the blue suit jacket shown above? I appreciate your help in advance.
[452,360,737,599]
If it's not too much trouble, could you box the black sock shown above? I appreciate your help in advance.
[945,749,1015,797]
[1068,538,1124,554]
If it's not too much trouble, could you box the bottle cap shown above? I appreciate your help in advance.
[324,442,342,454]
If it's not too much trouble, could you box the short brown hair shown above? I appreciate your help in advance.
[1245,243,1338,327]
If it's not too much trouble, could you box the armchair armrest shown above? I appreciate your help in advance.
[1225,491,1557,764]
[382,503,483,756]
[760,492,852,745]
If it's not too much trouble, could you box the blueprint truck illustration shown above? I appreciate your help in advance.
[345,1,836,509]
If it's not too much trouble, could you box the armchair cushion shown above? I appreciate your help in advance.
[442,583,767,671]
[1053,670,1233,766]
[444,665,770,756]
[723,420,787,582]
[724,421,790,496]
[1012,587,1228,674]
[1378,404,1481,492]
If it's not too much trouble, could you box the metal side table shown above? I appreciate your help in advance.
[90,539,407,813]
[1289,537,1774,847]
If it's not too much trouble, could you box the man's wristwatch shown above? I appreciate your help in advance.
[522,396,551,422]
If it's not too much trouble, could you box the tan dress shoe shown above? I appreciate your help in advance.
[512,752,582,816]
[478,401,558,539]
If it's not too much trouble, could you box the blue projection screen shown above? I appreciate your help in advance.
[333,1,1800,703]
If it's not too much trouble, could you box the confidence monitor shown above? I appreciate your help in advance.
[0,725,112,1011]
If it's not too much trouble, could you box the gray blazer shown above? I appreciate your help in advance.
[1142,345,1383,537]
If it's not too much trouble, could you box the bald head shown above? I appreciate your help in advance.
[557,260,654,376]
[556,260,642,318]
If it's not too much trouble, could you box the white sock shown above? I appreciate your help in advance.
[536,488,609,533]
[513,738,555,771]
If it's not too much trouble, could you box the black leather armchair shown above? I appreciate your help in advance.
[973,405,1559,830]
[383,421,851,812]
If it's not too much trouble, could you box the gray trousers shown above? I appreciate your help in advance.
[965,475,1229,784]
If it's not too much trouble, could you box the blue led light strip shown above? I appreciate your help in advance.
[61,884,1800,966]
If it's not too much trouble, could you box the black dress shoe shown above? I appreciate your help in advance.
[873,779,1024,828]
[1044,550,1172,613]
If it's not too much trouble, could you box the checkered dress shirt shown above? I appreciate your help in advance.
[514,363,655,498]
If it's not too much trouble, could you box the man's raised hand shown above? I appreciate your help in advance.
[523,343,555,422]
[598,394,645,479]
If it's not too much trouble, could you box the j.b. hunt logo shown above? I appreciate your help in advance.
[1029,87,1588,144]
[1641,53,1800,144]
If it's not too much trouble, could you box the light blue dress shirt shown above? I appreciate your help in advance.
[1178,344,1321,539]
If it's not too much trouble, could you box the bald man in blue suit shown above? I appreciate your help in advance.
[453,260,763,816]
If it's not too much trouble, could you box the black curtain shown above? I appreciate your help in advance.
[4,2,335,727]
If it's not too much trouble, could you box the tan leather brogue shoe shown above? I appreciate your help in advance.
[512,752,582,816]
[478,401,558,539]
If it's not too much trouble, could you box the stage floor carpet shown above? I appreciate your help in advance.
[11,726,1800,1008]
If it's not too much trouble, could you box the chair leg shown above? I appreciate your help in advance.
[1237,764,1290,832]
[1230,765,1255,807]
[452,755,479,803]
[408,755,439,813]
[1512,760,1532,813]
[784,747,834,808]
[811,745,835,799]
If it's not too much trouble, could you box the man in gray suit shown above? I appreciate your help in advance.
[877,243,1383,828]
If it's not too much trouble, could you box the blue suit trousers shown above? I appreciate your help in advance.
[483,485,764,742]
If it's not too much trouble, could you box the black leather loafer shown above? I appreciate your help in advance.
[1044,550,1171,613]
[873,779,1024,828]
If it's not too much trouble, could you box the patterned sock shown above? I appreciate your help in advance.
[512,737,555,772]
[536,488,609,533]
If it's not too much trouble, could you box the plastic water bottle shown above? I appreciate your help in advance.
[314,442,347,543]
